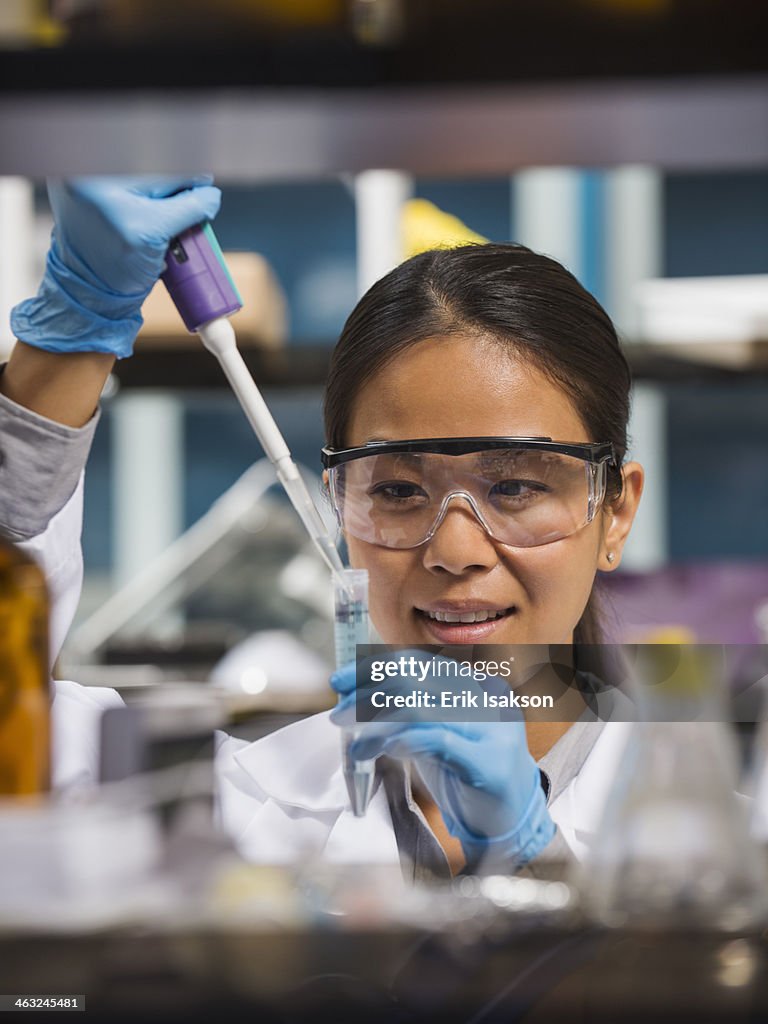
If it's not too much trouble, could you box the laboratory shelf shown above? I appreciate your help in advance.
[2,75,767,178]
[3,0,767,92]
[112,342,768,391]
[1,1,766,176]
[118,343,335,391]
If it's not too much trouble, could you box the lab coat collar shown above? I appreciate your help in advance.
[232,710,350,812]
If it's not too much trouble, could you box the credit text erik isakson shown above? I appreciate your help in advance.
[369,690,554,709]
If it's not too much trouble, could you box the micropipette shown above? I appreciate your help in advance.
[160,222,347,591]
[162,222,376,816]
[334,569,376,817]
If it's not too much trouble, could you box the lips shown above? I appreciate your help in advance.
[414,603,517,643]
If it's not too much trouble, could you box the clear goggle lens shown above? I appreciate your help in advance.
[329,448,608,549]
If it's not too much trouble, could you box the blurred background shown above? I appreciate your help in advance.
[0,0,766,698]
[3,5,768,1012]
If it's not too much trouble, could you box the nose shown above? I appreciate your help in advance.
[421,494,498,575]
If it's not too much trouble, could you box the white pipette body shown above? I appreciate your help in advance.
[197,317,348,592]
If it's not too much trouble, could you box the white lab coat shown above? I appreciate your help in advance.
[25,480,631,864]
[20,478,125,791]
[215,709,632,864]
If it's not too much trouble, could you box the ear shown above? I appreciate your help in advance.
[322,469,329,488]
[599,461,644,571]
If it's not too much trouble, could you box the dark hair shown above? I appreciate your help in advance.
[324,243,632,644]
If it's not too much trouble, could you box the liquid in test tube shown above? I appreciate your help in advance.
[334,569,375,817]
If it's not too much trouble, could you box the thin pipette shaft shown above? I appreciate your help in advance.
[197,318,348,592]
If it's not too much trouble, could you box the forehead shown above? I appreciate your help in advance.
[346,334,591,446]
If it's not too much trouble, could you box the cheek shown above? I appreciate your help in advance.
[507,527,601,631]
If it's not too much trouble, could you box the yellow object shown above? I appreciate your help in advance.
[226,0,343,27]
[401,199,488,260]
[635,638,724,701]
[0,0,63,46]
[642,626,697,645]
[0,536,50,796]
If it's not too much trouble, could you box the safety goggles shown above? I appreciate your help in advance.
[322,437,618,550]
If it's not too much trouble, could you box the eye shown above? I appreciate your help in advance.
[369,481,429,506]
[491,479,549,502]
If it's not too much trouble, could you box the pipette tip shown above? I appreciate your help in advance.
[345,766,376,818]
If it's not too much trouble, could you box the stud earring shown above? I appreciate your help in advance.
[606,551,616,564]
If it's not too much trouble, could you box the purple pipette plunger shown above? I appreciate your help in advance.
[161,222,242,333]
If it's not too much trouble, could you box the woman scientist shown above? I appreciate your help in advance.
[0,179,643,878]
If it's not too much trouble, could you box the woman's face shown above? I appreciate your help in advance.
[340,333,642,646]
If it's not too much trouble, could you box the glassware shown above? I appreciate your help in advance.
[575,643,768,930]
[334,569,374,816]
[0,534,49,796]
[745,600,768,840]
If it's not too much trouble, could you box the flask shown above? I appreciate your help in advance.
[745,600,768,840]
[0,535,50,795]
[576,642,767,930]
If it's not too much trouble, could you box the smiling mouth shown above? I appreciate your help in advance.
[416,607,516,624]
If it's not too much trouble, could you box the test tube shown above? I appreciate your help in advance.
[334,569,375,817]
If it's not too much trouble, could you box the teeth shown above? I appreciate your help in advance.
[425,609,506,623]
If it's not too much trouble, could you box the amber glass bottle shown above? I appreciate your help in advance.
[0,535,50,795]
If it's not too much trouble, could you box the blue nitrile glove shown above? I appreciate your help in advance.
[11,176,222,359]
[330,653,555,873]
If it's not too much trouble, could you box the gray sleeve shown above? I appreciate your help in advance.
[0,385,99,541]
